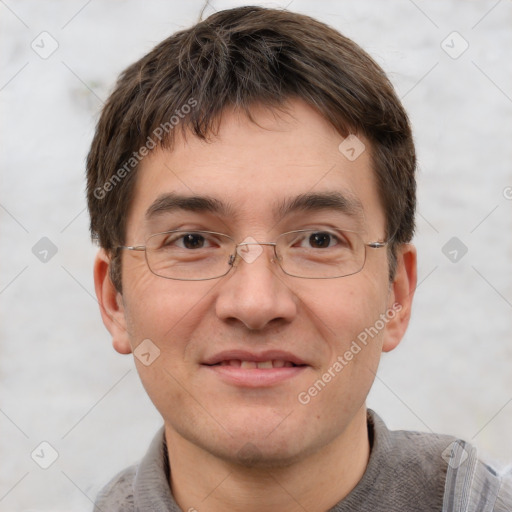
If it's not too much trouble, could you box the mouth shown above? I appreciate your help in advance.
[207,359,301,369]
[201,350,309,387]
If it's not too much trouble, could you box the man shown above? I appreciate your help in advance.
[88,6,511,511]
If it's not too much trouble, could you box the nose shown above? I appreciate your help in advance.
[215,244,297,331]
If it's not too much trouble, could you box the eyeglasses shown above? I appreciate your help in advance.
[117,229,389,281]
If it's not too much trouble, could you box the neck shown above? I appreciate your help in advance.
[165,405,370,512]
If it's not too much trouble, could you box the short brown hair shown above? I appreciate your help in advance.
[86,5,416,291]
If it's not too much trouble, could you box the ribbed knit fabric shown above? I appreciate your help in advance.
[93,410,512,511]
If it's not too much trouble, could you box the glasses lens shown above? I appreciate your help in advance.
[276,229,365,278]
[145,231,234,280]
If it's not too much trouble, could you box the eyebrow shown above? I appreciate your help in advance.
[145,193,234,219]
[274,191,364,221]
[145,191,364,223]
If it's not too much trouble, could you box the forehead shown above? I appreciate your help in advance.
[127,99,385,236]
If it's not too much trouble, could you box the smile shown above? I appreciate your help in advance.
[201,350,309,387]
[212,359,299,369]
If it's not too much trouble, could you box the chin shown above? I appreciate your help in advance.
[166,399,344,469]
[203,437,311,469]
[183,419,326,470]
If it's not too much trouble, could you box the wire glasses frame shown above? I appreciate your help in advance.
[117,229,389,281]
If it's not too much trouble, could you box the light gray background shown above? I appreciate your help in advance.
[1,0,511,510]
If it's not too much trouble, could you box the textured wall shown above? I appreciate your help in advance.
[1,0,511,510]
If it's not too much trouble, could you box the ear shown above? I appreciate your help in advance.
[93,249,132,355]
[382,244,417,353]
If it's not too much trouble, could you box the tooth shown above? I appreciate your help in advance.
[229,360,241,367]
[257,361,273,369]
[283,361,293,367]
[272,360,285,368]
[241,361,257,369]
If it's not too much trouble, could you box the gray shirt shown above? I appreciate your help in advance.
[93,410,512,511]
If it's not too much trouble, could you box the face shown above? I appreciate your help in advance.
[95,99,416,467]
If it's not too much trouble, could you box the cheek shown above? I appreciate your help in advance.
[293,275,388,410]
[123,277,219,419]
[123,254,217,339]
[295,273,387,348]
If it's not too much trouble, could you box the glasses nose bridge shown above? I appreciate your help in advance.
[236,241,277,248]
[231,240,279,266]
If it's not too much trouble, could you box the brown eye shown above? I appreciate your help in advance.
[308,232,333,249]
[181,233,206,249]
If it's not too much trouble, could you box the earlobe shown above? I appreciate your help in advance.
[93,249,133,355]
[382,244,417,353]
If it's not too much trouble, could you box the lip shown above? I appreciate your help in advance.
[201,350,309,388]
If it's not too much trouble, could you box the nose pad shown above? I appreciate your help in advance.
[228,243,279,271]
[271,249,284,265]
